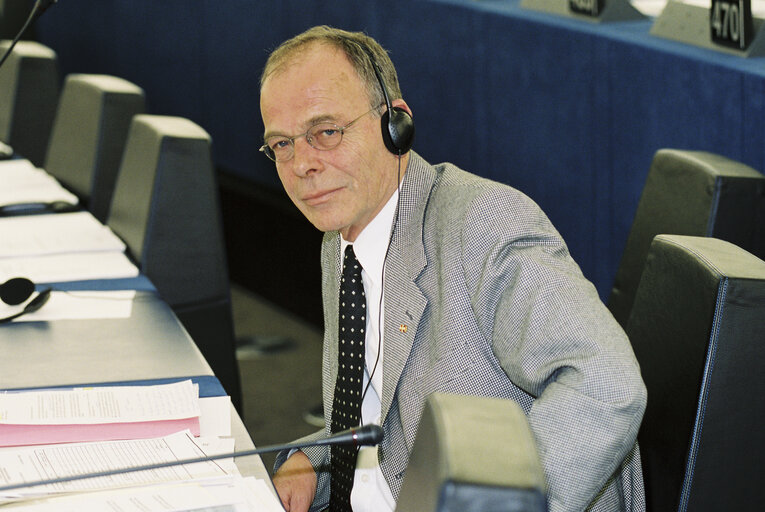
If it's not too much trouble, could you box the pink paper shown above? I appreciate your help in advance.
[0,417,200,447]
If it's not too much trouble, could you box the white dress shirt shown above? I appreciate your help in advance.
[339,188,399,512]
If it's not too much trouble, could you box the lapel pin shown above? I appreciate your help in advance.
[399,324,408,333]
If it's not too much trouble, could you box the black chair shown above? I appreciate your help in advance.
[44,74,145,223]
[608,149,765,328]
[625,234,765,511]
[0,39,59,166]
[107,114,241,412]
[396,393,547,512]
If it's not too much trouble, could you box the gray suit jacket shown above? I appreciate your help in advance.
[277,152,647,512]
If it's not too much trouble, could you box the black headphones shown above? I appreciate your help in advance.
[363,46,415,156]
[0,277,52,323]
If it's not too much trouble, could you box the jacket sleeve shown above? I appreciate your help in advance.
[460,187,647,511]
[273,429,331,512]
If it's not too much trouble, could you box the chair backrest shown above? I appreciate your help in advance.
[608,149,765,328]
[625,234,765,511]
[108,114,230,306]
[0,40,59,166]
[396,393,547,512]
[44,74,145,223]
[107,114,240,409]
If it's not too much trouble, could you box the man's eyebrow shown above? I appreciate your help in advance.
[263,128,285,141]
[263,113,340,140]
[307,113,337,125]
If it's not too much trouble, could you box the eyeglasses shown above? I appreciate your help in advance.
[260,108,376,162]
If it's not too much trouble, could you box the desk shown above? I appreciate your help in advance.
[0,292,205,388]
[0,290,273,488]
[35,0,765,300]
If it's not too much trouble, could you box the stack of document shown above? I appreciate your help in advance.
[0,431,282,511]
[1,159,139,288]
[0,381,202,447]
[0,210,139,310]
[0,381,284,511]
[0,159,78,210]
[0,211,126,259]
[0,476,280,512]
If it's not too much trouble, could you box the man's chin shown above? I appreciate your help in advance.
[304,215,347,234]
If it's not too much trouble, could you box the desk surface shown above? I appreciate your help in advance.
[0,290,274,489]
[0,291,210,389]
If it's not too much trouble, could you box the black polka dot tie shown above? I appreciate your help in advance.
[329,245,366,512]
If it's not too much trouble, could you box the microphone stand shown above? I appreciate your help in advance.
[0,0,58,71]
[0,424,383,493]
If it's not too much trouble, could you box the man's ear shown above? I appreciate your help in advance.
[391,98,413,118]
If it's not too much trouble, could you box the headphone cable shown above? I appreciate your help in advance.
[359,149,403,425]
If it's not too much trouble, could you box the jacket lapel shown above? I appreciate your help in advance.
[321,233,342,420]
[380,153,435,423]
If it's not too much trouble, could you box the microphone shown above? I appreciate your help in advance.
[34,0,59,17]
[0,424,384,493]
[310,423,383,448]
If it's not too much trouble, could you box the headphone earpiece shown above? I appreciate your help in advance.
[380,106,415,155]
[0,277,35,305]
[0,277,52,324]
[363,46,415,155]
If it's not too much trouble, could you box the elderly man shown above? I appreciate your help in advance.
[258,25,646,512]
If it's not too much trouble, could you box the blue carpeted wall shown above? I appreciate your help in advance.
[33,0,765,300]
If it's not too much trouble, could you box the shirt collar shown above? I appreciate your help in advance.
[340,188,399,288]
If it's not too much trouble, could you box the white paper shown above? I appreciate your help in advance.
[630,0,667,16]
[0,251,138,284]
[2,476,284,512]
[0,211,125,259]
[0,430,238,501]
[0,161,78,208]
[0,290,136,322]
[0,381,201,425]
[244,477,286,512]
[0,480,242,512]
[199,396,232,437]
[0,158,36,173]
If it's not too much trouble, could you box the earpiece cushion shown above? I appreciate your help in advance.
[381,107,415,155]
[0,277,35,305]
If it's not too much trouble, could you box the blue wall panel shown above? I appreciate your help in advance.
[34,0,765,300]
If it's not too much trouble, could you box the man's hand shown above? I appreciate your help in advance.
[272,451,318,512]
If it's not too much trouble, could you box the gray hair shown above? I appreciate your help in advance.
[260,25,402,111]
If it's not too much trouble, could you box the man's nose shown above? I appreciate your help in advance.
[291,137,321,177]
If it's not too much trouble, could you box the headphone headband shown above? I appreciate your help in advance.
[361,45,414,155]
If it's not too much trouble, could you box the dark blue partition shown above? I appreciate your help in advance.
[34,0,765,302]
